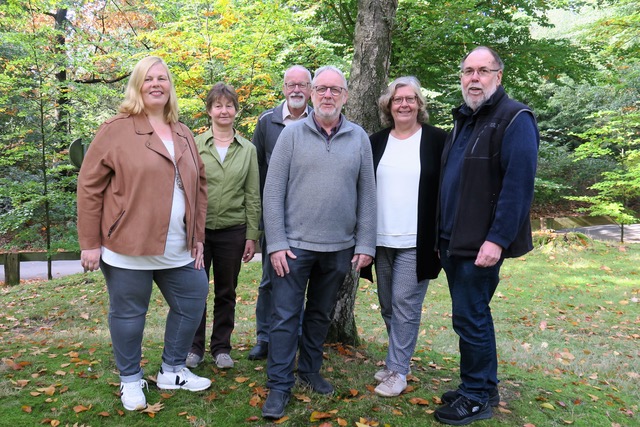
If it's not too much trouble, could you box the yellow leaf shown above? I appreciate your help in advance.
[310,411,332,421]
[587,394,599,402]
[274,415,289,424]
[540,402,555,410]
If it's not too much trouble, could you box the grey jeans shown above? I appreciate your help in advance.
[101,260,208,382]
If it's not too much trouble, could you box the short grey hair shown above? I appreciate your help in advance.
[283,65,312,83]
[378,76,429,128]
[312,66,348,89]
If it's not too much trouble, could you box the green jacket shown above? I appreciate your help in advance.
[195,129,261,241]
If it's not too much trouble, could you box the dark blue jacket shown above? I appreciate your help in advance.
[439,86,539,258]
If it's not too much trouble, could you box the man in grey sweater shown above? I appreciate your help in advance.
[261,66,376,419]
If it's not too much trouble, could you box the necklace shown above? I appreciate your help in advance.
[214,134,234,143]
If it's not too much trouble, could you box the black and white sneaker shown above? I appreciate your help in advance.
[156,367,211,391]
[434,395,492,425]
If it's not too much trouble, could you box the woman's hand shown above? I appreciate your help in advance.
[242,240,256,263]
[192,242,205,270]
[80,248,101,272]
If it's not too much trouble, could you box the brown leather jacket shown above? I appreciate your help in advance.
[77,113,207,256]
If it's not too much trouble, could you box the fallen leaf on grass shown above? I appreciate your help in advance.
[203,391,217,402]
[587,394,599,402]
[97,412,110,417]
[142,401,164,414]
[497,407,511,414]
[37,385,56,396]
[235,376,250,383]
[274,415,289,423]
[21,405,32,413]
[349,388,359,397]
[73,404,91,413]
[294,393,311,402]
[408,397,429,405]
[246,415,260,421]
[540,402,555,410]
[310,411,333,421]
[337,418,348,426]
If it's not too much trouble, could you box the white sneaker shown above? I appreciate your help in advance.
[215,353,234,369]
[186,352,203,368]
[120,379,148,410]
[374,367,411,382]
[374,371,407,397]
[374,368,392,382]
[156,367,211,391]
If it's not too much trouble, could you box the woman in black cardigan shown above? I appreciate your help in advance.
[362,76,446,397]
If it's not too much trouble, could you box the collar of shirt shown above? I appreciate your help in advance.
[312,112,343,141]
[282,102,309,125]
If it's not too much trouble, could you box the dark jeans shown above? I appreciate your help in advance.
[192,225,246,357]
[439,239,503,404]
[101,260,208,380]
[255,234,304,343]
[266,247,353,392]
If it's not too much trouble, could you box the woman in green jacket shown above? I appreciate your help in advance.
[187,83,261,370]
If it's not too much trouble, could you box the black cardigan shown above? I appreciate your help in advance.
[361,123,447,282]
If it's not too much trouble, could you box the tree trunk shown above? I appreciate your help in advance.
[327,0,397,345]
[344,0,398,134]
[327,264,361,346]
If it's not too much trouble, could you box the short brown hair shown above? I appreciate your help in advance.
[205,83,239,113]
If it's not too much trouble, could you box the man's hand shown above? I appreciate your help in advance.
[270,249,297,277]
[80,248,101,272]
[475,241,502,267]
[351,253,373,272]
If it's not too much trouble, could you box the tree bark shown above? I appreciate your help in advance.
[344,0,398,134]
[327,0,397,346]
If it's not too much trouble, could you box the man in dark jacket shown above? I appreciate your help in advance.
[435,46,539,425]
[248,65,312,361]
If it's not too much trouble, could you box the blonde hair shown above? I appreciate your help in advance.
[378,76,429,128]
[119,56,179,123]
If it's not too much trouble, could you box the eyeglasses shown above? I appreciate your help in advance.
[313,86,346,96]
[391,96,417,105]
[461,68,501,77]
[285,82,310,90]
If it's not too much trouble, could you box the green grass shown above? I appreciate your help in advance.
[1,234,638,426]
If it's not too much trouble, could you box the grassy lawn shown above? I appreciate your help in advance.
[1,234,638,427]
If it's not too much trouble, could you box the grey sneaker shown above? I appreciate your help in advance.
[374,368,392,382]
[186,352,203,368]
[215,353,234,369]
[374,372,407,397]
[120,379,148,411]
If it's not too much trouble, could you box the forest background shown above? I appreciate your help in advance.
[0,0,638,253]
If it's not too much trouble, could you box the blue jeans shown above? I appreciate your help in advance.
[266,247,353,392]
[376,247,429,375]
[255,235,304,343]
[439,240,503,403]
[101,260,208,382]
[255,235,274,343]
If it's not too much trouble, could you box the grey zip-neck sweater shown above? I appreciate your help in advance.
[263,114,376,256]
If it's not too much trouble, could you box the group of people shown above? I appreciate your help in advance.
[77,45,538,426]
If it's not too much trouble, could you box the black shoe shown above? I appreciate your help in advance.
[434,395,492,425]
[248,341,268,360]
[441,387,500,407]
[262,389,290,419]
[297,372,334,395]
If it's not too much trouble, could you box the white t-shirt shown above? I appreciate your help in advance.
[375,129,422,248]
[101,139,194,269]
